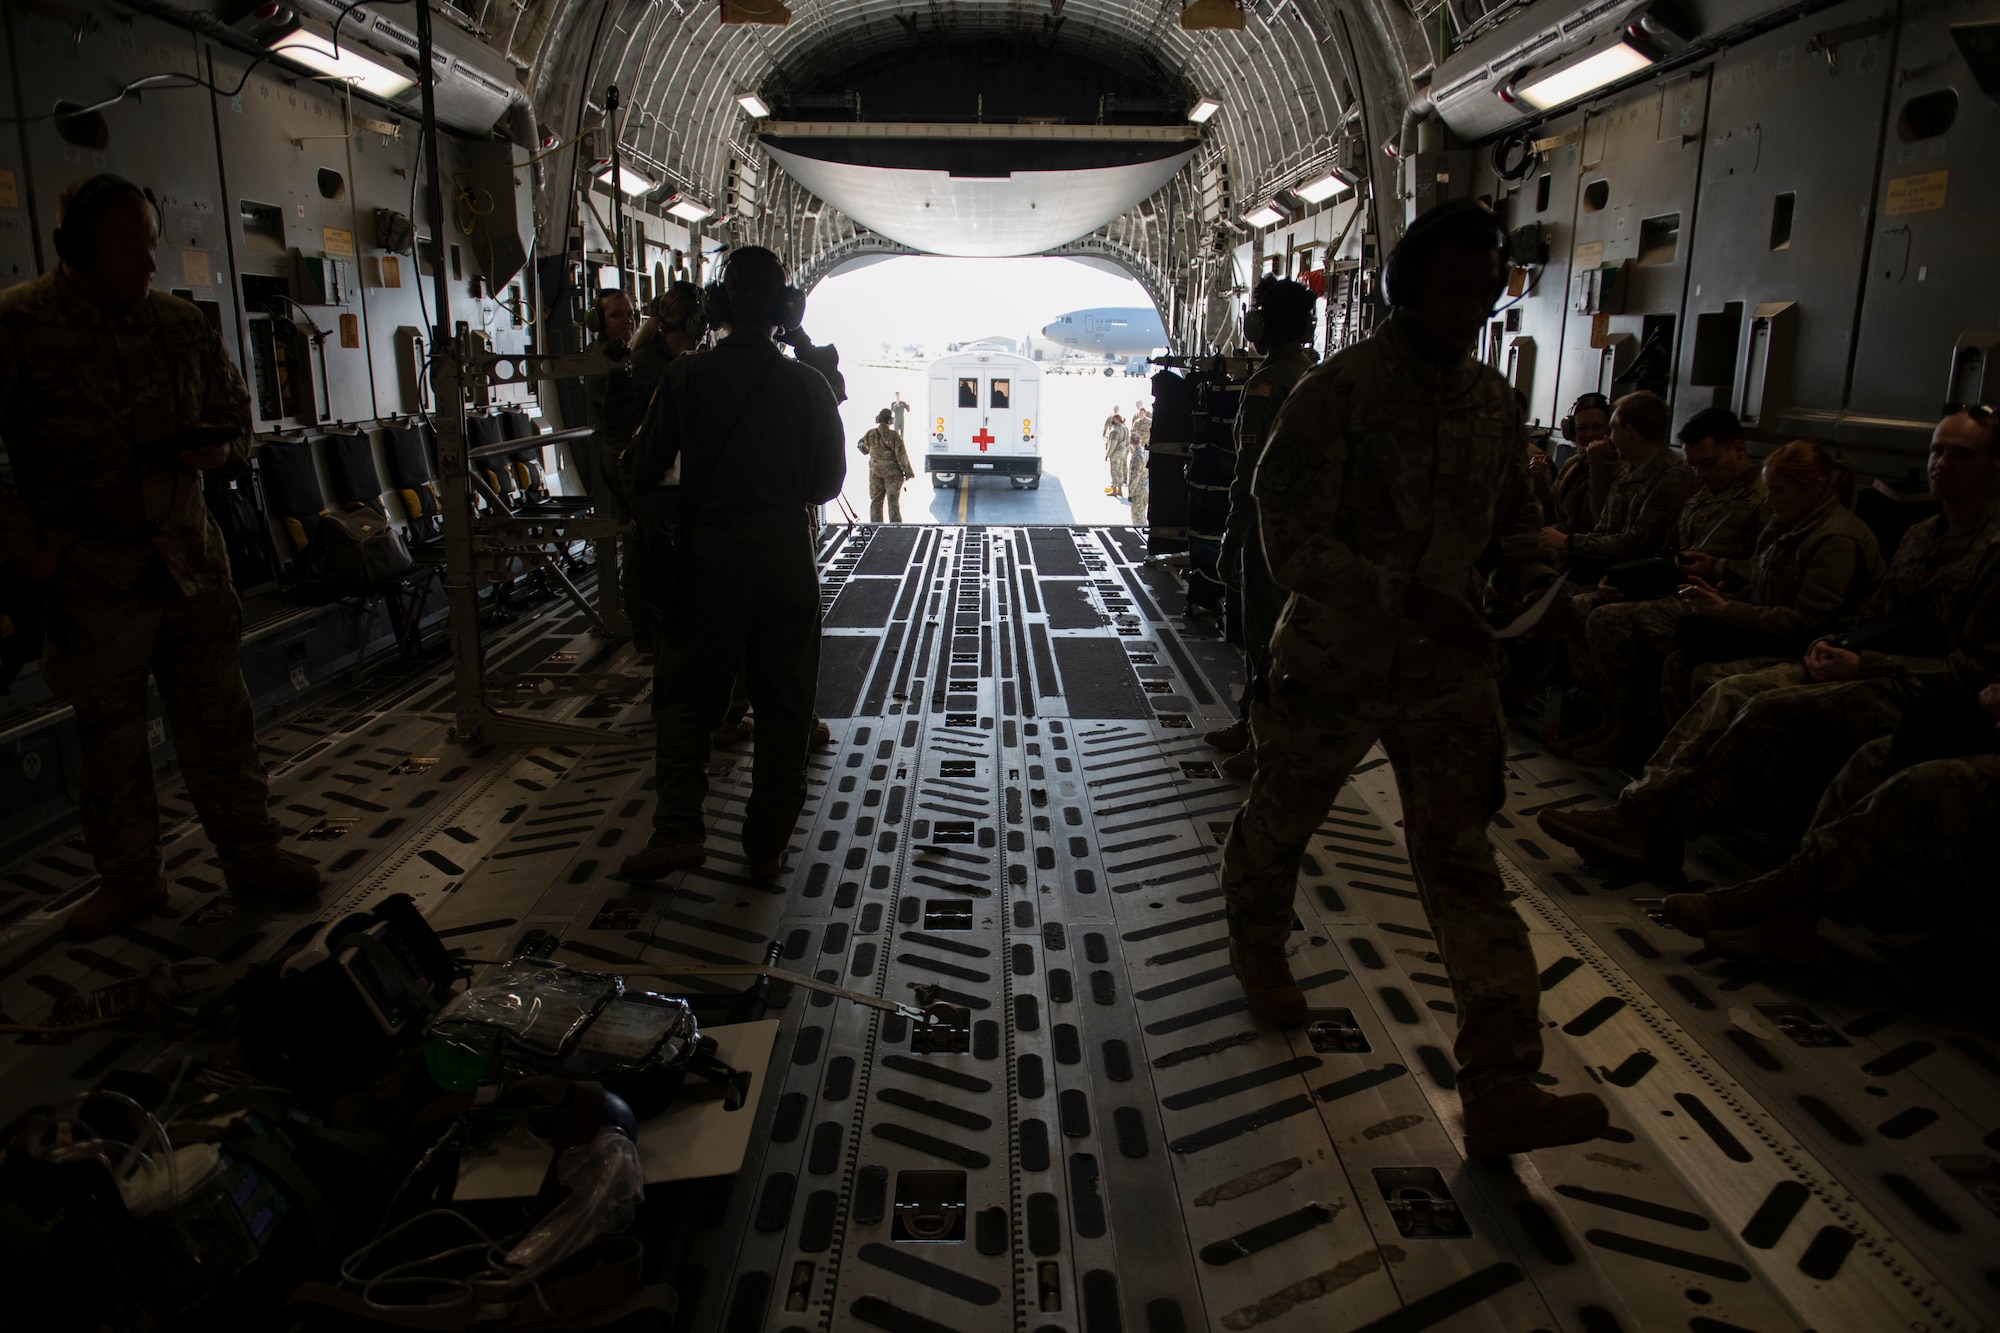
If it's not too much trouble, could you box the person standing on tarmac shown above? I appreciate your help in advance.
[858,408,916,523]
[1127,414,1151,525]
[0,174,322,940]
[619,247,845,882]
[1208,276,1320,778]
[1103,409,1130,498]
[1218,201,1608,1157]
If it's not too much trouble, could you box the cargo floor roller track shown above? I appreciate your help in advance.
[1,524,1995,1333]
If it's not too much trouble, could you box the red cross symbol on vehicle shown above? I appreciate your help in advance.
[972,427,995,451]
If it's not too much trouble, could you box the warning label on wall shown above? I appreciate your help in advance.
[1884,170,1948,216]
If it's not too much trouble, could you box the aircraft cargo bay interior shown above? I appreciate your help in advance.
[1,2,1998,1332]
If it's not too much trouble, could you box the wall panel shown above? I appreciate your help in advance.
[1680,0,1893,444]
[1843,0,2000,474]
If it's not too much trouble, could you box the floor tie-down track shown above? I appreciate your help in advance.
[0,524,1994,1333]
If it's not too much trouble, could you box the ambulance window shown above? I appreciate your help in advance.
[990,379,1010,409]
[958,378,978,408]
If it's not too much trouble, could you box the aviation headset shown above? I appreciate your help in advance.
[583,288,636,335]
[1560,391,1614,442]
[52,174,163,269]
[1380,199,1513,311]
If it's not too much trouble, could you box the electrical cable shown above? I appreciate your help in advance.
[0,56,274,124]
[1492,126,1538,182]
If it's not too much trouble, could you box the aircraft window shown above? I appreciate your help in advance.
[1770,193,1795,251]
[990,379,1010,409]
[1583,179,1609,212]
[316,168,345,200]
[1897,89,1957,142]
[958,378,978,408]
[1638,213,1680,266]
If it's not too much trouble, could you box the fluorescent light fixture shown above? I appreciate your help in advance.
[1188,96,1222,124]
[1296,170,1351,204]
[666,194,714,224]
[267,23,415,99]
[736,91,772,118]
[594,162,657,196]
[1243,204,1285,229]
[1514,37,1654,110]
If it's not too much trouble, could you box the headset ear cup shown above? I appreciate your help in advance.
[1560,416,1575,442]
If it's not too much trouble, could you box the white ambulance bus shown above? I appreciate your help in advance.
[924,349,1042,489]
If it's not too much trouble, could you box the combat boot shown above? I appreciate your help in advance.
[1203,722,1248,753]
[711,714,754,748]
[223,849,324,900]
[1220,747,1257,778]
[1538,802,1682,868]
[1228,939,1306,1027]
[1705,911,1820,965]
[1461,1081,1610,1157]
[66,878,170,942]
[746,850,790,881]
[1660,863,1812,937]
[811,719,833,750]
[620,839,706,880]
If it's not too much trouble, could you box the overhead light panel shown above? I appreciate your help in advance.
[1188,96,1223,124]
[666,194,714,224]
[1296,169,1351,204]
[736,91,772,118]
[595,162,657,196]
[1511,35,1655,111]
[1242,204,1285,229]
[267,22,415,99]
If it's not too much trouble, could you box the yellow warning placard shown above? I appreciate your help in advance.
[1573,240,1605,269]
[380,254,401,288]
[1884,170,1948,216]
[339,312,361,348]
[182,249,211,287]
[0,169,17,209]
[322,226,355,257]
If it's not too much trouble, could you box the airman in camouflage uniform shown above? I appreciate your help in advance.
[1662,448,1882,716]
[1657,679,2000,962]
[1213,277,1320,773]
[0,175,320,940]
[1541,410,2000,866]
[1569,410,1769,762]
[1221,203,1607,1156]
[857,410,915,522]
[1127,407,1151,523]
[1103,411,1130,497]
[1543,390,1696,575]
[1530,393,1617,532]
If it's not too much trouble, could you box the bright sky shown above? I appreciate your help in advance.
[802,255,1151,359]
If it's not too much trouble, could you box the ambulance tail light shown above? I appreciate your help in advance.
[1022,417,1034,441]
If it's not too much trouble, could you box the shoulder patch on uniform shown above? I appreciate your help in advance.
[1253,437,1314,496]
[1246,383,1275,398]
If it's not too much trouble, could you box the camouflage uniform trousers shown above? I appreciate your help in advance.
[650,512,821,857]
[41,561,282,891]
[1576,595,1688,719]
[1106,440,1129,491]
[1221,678,1544,1100]
[1625,662,1906,834]
[1792,736,2000,894]
[868,470,906,523]
[1126,447,1148,523]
